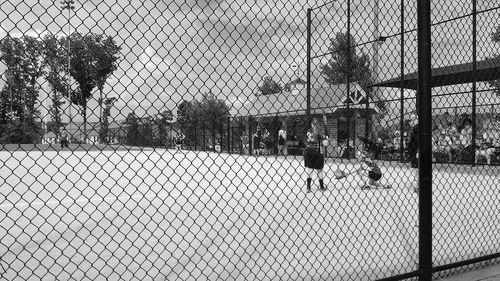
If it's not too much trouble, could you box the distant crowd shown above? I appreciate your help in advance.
[386,116,500,165]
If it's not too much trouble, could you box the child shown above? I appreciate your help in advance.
[355,150,391,190]
[175,133,185,150]
[60,130,69,149]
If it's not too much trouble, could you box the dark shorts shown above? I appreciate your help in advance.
[60,140,68,147]
[369,171,382,181]
[304,148,324,170]
[278,138,285,146]
[265,141,273,149]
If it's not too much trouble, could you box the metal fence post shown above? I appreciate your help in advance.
[306,8,312,126]
[400,0,406,162]
[471,0,477,166]
[249,116,253,156]
[417,0,433,280]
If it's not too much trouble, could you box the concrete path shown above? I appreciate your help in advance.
[436,263,500,281]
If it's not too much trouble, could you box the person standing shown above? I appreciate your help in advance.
[304,117,327,192]
[407,114,419,192]
[60,130,69,149]
[278,126,286,155]
[241,133,249,155]
[253,126,262,155]
[263,128,271,155]
[175,132,185,150]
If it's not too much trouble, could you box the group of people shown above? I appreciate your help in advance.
[303,114,420,193]
[250,126,287,156]
[431,118,500,165]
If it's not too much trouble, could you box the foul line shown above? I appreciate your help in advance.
[0,191,203,210]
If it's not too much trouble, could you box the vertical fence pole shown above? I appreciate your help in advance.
[227,117,231,153]
[417,0,433,280]
[306,8,312,125]
[471,0,477,166]
[369,0,380,140]
[400,0,405,162]
[346,0,351,159]
[249,116,253,156]
[240,116,244,155]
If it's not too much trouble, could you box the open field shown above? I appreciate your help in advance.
[0,148,499,280]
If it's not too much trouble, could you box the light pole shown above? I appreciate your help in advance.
[60,0,75,143]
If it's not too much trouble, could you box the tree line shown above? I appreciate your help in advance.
[0,32,121,144]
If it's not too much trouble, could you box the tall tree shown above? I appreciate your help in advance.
[125,112,139,146]
[42,33,67,139]
[0,35,44,123]
[321,32,388,139]
[257,76,283,96]
[199,91,231,146]
[177,100,196,146]
[320,32,373,92]
[0,34,45,143]
[47,91,66,136]
[177,100,193,129]
[153,109,174,147]
[94,34,121,137]
[60,32,121,143]
[21,36,45,125]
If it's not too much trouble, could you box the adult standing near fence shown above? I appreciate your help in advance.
[253,126,262,155]
[278,126,286,155]
[304,117,327,192]
[60,130,69,149]
[408,114,419,193]
[175,132,185,150]
[241,132,249,155]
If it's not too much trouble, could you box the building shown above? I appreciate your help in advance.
[243,79,379,157]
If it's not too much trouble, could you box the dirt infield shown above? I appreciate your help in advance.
[0,149,498,280]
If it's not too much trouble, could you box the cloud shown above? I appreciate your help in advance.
[2,0,498,122]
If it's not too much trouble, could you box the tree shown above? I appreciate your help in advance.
[0,34,45,143]
[199,91,231,146]
[47,91,66,137]
[176,92,231,148]
[42,34,67,139]
[0,87,12,136]
[98,96,118,144]
[257,76,283,95]
[257,76,283,96]
[21,36,45,125]
[94,34,121,138]
[177,100,196,146]
[139,117,153,147]
[320,32,373,92]
[177,100,193,129]
[321,32,389,140]
[59,32,121,143]
[0,35,44,123]
[153,109,174,147]
[125,112,139,146]
[487,24,500,96]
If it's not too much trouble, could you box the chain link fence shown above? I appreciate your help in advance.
[0,0,499,280]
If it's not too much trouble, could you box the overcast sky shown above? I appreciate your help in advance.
[0,0,498,123]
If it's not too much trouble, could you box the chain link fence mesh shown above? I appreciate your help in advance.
[0,0,499,280]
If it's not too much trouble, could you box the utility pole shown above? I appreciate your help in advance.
[60,0,75,142]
